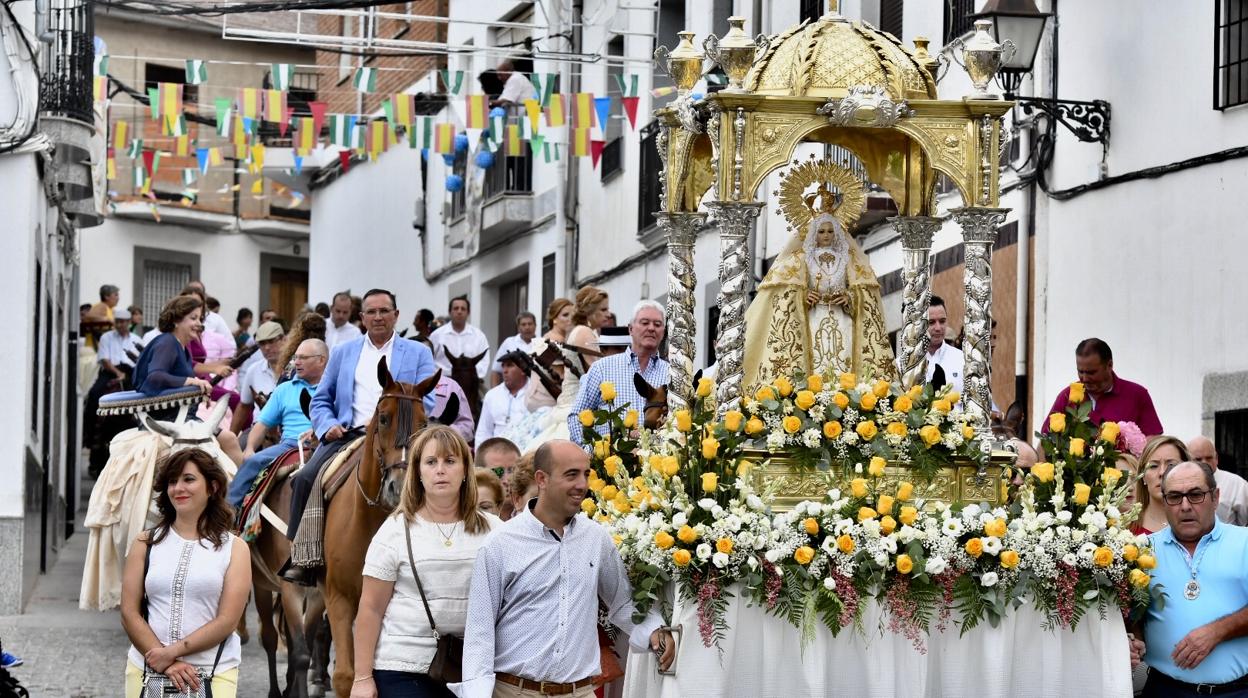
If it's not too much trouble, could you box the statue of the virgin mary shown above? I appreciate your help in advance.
[742,163,896,392]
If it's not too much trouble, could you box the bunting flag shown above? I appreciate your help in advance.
[292,155,304,175]
[174,135,190,157]
[196,148,210,174]
[236,142,249,161]
[465,94,487,129]
[433,123,455,154]
[232,115,249,150]
[544,142,559,163]
[593,96,611,135]
[249,143,266,173]
[523,99,542,134]
[214,98,233,136]
[142,149,159,176]
[127,139,143,159]
[439,69,464,95]
[147,87,160,120]
[528,133,545,156]
[327,114,357,148]
[571,127,591,157]
[353,67,377,92]
[208,146,223,167]
[505,124,523,156]
[93,54,109,77]
[264,90,286,123]
[106,149,116,180]
[408,116,433,150]
[590,139,605,168]
[651,86,678,98]
[571,93,595,128]
[132,165,146,190]
[489,115,505,144]
[614,74,640,98]
[338,150,351,172]
[185,59,207,85]
[391,93,414,127]
[622,96,641,128]
[242,117,257,135]
[162,114,187,137]
[365,120,391,156]
[270,63,294,90]
[545,94,566,127]
[111,120,128,150]
[238,88,261,119]
[530,73,556,106]
[294,117,316,154]
[251,179,264,195]
[279,106,294,138]
[93,75,108,103]
[308,101,328,137]
[182,168,197,187]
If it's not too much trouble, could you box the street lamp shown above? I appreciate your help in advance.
[975,0,1110,148]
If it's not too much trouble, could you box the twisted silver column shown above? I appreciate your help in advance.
[705,200,764,415]
[953,206,1009,428]
[655,211,707,411]
[892,216,944,389]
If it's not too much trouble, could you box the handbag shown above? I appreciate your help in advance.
[139,533,227,697]
[404,522,464,684]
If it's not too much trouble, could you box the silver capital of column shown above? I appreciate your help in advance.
[952,206,1009,430]
[705,200,764,415]
[891,216,944,389]
[655,211,707,412]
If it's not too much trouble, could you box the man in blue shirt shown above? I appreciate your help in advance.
[1141,460,1248,696]
[567,300,669,444]
[226,338,327,510]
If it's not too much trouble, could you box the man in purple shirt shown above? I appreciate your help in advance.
[1046,338,1163,436]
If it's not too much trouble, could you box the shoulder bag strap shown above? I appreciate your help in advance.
[404,520,440,640]
[141,532,153,621]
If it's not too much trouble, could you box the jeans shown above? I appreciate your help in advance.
[373,669,454,698]
[226,441,298,510]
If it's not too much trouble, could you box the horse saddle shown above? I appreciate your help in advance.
[319,435,367,503]
[239,446,307,540]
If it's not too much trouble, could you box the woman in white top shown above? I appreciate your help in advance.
[120,448,251,697]
[352,425,501,698]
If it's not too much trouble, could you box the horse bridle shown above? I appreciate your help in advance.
[356,391,427,508]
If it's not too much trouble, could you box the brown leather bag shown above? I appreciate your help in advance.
[404,522,464,684]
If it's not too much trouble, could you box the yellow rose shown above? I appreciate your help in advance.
[1137,554,1156,570]
[701,472,718,493]
[807,375,824,392]
[794,545,815,565]
[868,456,887,477]
[783,415,802,434]
[677,526,698,545]
[932,399,952,414]
[702,436,721,460]
[578,409,596,427]
[632,476,646,490]
[856,420,878,441]
[654,531,675,549]
[623,409,638,429]
[672,410,694,432]
[1069,438,1086,458]
[836,534,855,554]
[716,538,734,555]
[908,385,923,399]
[1093,546,1113,568]
[724,410,744,432]
[603,455,622,478]
[965,537,984,558]
[661,456,680,478]
[919,425,942,447]
[613,495,631,514]
[1000,550,1020,569]
[877,494,895,515]
[795,390,816,411]
[858,506,878,522]
[746,417,765,435]
[897,481,915,501]
[803,517,820,535]
[894,395,913,413]
[1102,467,1123,486]
[601,381,617,403]
[673,549,692,566]
[774,377,794,398]
[823,421,843,439]
[600,485,619,501]
[612,534,623,547]
[697,377,714,398]
[1049,413,1067,433]
[984,518,1007,538]
[1031,462,1055,483]
[588,475,604,493]
[886,422,908,438]
[879,515,897,535]
[859,392,878,411]
[873,379,891,398]
[850,478,869,498]
[1073,482,1092,506]
[832,392,850,410]
[593,439,611,460]
[962,425,976,441]
[1129,569,1150,589]
[896,554,914,574]
[899,506,918,526]
[581,498,597,515]
[1122,544,1139,562]
[756,386,776,402]
[838,372,857,390]
[735,459,753,477]
[946,390,961,405]
[1068,382,1085,405]
[1100,421,1121,444]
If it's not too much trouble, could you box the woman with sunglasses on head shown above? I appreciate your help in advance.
[1131,435,1193,536]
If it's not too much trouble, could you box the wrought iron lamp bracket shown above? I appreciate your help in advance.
[1013,96,1110,147]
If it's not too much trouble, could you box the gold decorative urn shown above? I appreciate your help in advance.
[703,17,768,93]
[962,19,1011,99]
[654,31,705,95]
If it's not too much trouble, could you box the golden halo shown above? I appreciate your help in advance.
[775,156,866,233]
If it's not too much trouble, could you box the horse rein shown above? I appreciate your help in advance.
[356,391,427,509]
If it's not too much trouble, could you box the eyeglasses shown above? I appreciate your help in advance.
[293,354,325,361]
[1163,489,1213,506]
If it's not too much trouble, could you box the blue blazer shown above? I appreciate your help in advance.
[311,334,438,438]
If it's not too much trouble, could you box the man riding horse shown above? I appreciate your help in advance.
[282,288,437,585]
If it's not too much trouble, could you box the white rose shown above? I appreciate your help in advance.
[1062,553,1078,567]
[672,512,688,527]
[712,552,730,568]
[698,498,716,511]
[1071,529,1086,544]
[765,549,781,563]
[897,525,920,544]
[980,571,999,588]
[925,557,948,575]
[873,552,890,567]
[697,543,712,561]
[747,495,766,511]
[824,577,836,590]
[862,519,882,537]
[854,463,864,474]
[827,489,841,501]
[880,536,898,554]
[747,556,759,570]
[1056,510,1073,524]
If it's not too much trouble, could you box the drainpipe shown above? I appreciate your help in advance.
[36,0,55,43]
[1014,126,1032,422]
[562,0,583,294]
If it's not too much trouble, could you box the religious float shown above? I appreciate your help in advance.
[577,5,1155,696]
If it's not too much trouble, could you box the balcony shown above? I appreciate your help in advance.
[39,0,100,227]
[479,143,550,247]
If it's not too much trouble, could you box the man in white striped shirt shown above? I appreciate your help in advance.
[452,440,674,698]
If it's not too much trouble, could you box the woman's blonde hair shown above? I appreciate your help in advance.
[546,298,573,332]
[398,425,488,534]
[1135,434,1192,519]
[475,469,504,507]
[571,286,608,328]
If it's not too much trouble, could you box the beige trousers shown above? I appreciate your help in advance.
[492,679,596,698]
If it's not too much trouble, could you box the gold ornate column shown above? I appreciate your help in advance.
[892,216,944,388]
[706,200,764,414]
[655,211,707,410]
[952,206,1009,427]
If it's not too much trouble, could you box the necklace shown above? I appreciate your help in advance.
[1180,541,1210,600]
[431,520,459,548]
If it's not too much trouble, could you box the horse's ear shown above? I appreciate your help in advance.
[472,350,488,364]
[435,392,459,426]
[446,351,462,363]
[377,355,395,389]
[693,368,704,387]
[299,389,312,418]
[416,368,442,398]
[634,372,654,400]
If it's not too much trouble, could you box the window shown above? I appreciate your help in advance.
[800,0,823,24]
[541,253,555,321]
[494,4,534,53]
[602,35,625,181]
[449,149,468,220]
[133,247,199,320]
[637,121,662,233]
[943,0,977,44]
[1216,0,1248,109]
[879,0,904,38]
[497,276,529,341]
[1217,409,1248,477]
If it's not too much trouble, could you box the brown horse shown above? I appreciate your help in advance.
[320,358,440,697]
[633,368,703,429]
[445,350,486,422]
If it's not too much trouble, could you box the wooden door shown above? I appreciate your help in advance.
[269,267,308,325]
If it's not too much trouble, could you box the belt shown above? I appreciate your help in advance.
[1150,669,1248,695]
[495,671,595,695]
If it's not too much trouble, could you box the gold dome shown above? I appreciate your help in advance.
[744,11,936,101]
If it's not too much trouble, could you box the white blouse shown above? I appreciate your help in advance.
[362,511,500,674]
[127,530,241,671]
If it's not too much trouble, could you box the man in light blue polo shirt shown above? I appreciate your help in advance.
[227,338,328,510]
[1141,460,1248,696]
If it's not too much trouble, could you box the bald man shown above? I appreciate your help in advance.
[1189,435,1248,526]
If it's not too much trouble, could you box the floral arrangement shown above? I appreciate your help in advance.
[580,374,1161,651]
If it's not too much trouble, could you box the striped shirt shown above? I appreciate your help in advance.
[566,350,669,444]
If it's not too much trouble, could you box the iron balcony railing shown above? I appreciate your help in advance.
[39,0,94,124]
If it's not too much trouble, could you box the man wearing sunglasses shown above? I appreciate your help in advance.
[1137,460,1248,697]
